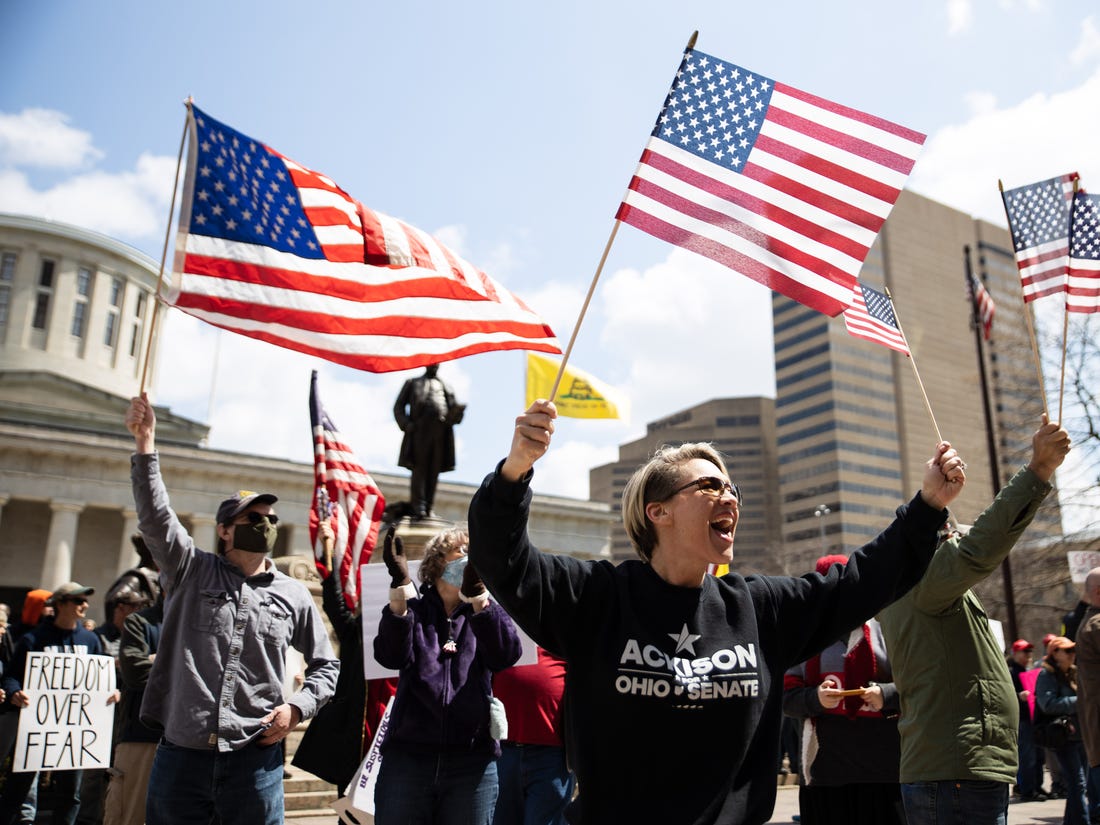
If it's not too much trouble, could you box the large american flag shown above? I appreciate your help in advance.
[843,282,910,355]
[169,105,560,372]
[1068,190,1100,314]
[309,371,385,609]
[967,273,995,340]
[617,48,926,317]
[1000,173,1078,304]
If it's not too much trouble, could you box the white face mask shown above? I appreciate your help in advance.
[439,556,468,587]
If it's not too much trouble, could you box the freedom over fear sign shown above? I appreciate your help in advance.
[13,652,116,772]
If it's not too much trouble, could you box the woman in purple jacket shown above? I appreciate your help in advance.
[373,525,522,824]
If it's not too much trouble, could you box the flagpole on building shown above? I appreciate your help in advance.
[139,98,192,395]
[997,179,1050,421]
[883,288,942,444]
[964,245,1019,641]
[547,31,698,402]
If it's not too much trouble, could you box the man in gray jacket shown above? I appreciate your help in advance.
[125,393,338,825]
[880,416,1071,825]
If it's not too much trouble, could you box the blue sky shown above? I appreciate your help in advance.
[2,1,1099,506]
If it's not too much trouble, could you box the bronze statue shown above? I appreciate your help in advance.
[393,364,465,520]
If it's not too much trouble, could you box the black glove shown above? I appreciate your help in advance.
[460,558,486,600]
[383,527,410,588]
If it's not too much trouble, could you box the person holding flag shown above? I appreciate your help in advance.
[468,399,967,825]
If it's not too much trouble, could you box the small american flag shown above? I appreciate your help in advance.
[1067,190,1100,314]
[843,282,910,355]
[309,371,385,609]
[967,273,995,340]
[170,105,560,372]
[1000,173,1078,303]
[617,46,925,317]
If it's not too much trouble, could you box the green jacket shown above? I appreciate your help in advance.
[879,466,1052,784]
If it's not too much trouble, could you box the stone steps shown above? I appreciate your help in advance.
[283,724,341,819]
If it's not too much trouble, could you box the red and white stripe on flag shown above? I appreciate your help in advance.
[618,48,925,317]
[310,372,385,610]
[1001,173,1078,304]
[843,281,910,356]
[1067,190,1100,314]
[170,105,560,373]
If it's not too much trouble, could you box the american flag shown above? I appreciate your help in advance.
[1067,190,1100,314]
[309,371,385,609]
[843,282,910,355]
[967,273,995,340]
[1000,173,1078,303]
[169,105,560,372]
[617,48,926,317]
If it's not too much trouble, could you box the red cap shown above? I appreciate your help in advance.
[1011,639,1034,653]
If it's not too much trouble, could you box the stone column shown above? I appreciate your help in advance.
[191,514,219,554]
[116,508,140,577]
[40,499,84,589]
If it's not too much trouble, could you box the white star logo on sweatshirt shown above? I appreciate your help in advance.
[669,624,702,655]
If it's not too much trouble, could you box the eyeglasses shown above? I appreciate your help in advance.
[64,598,89,606]
[238,511,279,526]
[669,476,741,502]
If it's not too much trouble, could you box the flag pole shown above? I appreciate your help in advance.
[997,179,1050,420]
[883,287,943,444]
[964,245,1019,640]
[1057,176,1080,423]
[139,98,192,395]
[547,31,699,402]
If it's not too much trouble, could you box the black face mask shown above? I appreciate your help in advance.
[232,518,277,554]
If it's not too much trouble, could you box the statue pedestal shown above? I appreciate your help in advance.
[373,516,456,562]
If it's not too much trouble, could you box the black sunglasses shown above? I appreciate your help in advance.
[239,511,279,526]
[669,476,741,502]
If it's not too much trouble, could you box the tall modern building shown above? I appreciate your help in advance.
[773,189,1060,577]
[589,396,782,572]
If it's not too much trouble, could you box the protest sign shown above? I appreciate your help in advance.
[360,561,537,680]
[13,652,116,772]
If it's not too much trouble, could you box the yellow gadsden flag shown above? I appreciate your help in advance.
[525,353,628,420]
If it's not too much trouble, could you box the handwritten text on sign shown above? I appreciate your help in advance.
[14,652,116,772]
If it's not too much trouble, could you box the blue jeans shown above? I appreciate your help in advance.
[900,780,1009,825]
[145,739,284,825]
[0,769,80,825]
[374,748,498,825]
[492,744,575,825]
[1017,714,1042,795]
[1053,742,1089,825]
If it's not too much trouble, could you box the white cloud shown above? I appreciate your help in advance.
[0,109,103,168]
[0,152,177,240]
[1071,16,1100,66]
[963,90,998,116]
[946,0,974,35]
[908,64,1100,225]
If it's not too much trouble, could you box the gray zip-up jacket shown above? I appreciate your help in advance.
[132,452,338,752]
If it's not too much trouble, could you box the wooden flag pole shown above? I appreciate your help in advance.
[139,99,192,395]
[884,287,943,445]
[997,179,1050,420]
[1057,176,1081,424]
[546,31,698,402]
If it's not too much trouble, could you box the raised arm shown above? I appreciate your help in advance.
[126,392,156,454]
[500,399,557,481]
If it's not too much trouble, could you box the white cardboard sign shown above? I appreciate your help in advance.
[359,562,538,680]
[13,652,116,772]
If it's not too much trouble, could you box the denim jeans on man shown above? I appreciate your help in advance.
[374,748,497,825]
[0,769,81,825]
[144,739,283,825]
[900,780,1009,825]
[493,743,575,825]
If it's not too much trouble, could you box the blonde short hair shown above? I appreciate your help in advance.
[620,443,730,562]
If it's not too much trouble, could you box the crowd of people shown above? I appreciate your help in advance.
[0,392,1088,825]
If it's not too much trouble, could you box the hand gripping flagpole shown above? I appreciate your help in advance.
[139,98,193,395]
[546,31,699,402]
[996,179,1051,421]
[883,287,943,445]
